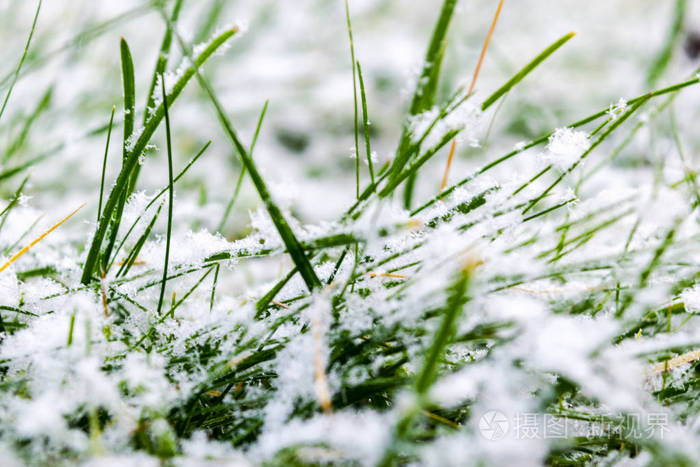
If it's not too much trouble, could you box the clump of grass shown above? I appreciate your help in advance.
[0,1,698,466]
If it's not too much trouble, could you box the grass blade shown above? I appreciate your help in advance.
[379,261,473,466]
[647,0,686,86]
[128,0,184,196]
[97,106,116,222]
[0,0,42,124]
[81,28,237,284]
[120,38,136,152]
[390,0,458,208]
[481,32,576,110]
[100,38,136,272]
[217,99,269,233]
[0,203,84,274]
[0,176,30,236]
[156,75,175,316]
[4,85,52,162]
[356,61,375,187]
[344,0,361,199]
[166,20,321,292]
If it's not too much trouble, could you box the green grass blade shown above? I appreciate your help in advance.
[0,0,42,124]
[97,106,116,222]
[344,0,361,199]
[481,32,575,110]
[416,266,471,394]
[647,0,686,86]
[194,0,226,43]
[156,75,175,316]
[143,0,183,124]
[356,61,375,187]
[166,22,321,292]
[128,0,184,196]
[217,99,269,233]
[0,176,30,236]
[120,38,136,154]
[100,38,136,272]
[81,28,236,284]
[390,0,458,208]
[0,5,148,90]
[379,263,471,466]
[255,266,299,318]
[209,263,220,313]
[4,85,52,161]
[116,202,162,278]
[108,140,211,270]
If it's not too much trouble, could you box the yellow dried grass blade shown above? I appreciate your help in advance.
[468,0,504,95]
[440,0,504,195]
[440,139,457,192]
[0,202,85,274]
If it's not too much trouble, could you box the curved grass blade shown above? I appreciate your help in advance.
[344,0,361,199]
[647,0,686,86]
[379,262,472,466]
[0,176,30,236]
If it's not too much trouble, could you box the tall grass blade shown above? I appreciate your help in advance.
[101,38,136,272]
[356,61,375,187]
[156,75,175,316]
[127,0,184,196]
[343,0,361,199]
[391,0,458,208]
[0,0,42,124]
[97,106,116,222]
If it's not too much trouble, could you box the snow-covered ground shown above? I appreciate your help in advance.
[0,0,699,465]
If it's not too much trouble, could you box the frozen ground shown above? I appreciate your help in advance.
[0,0,699,465]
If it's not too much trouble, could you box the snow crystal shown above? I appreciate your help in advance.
[542,127,591,170]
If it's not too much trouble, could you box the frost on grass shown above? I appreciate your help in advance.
[408,99,483,149]
[541,127,591,170]
[0,1,699,466]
